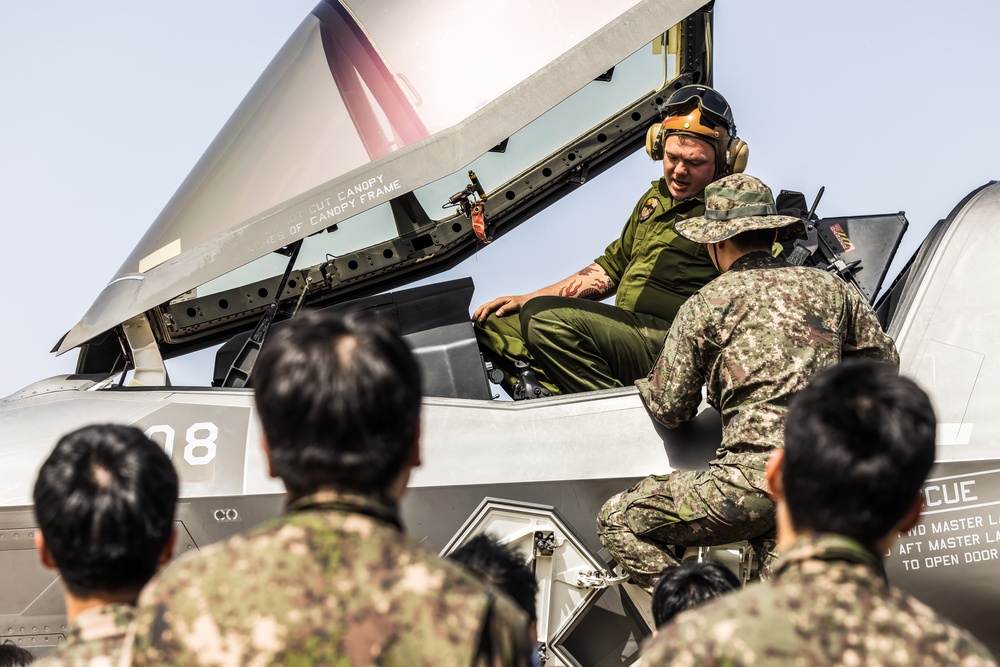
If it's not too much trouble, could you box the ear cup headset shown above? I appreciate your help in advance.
[645,85,749,176]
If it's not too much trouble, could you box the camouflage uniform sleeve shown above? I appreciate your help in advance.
[841,285,899,368]
[636,297,706,427]
[641,620,721,667]
[473,594,533,667]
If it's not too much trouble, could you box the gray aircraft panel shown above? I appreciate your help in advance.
[882,181,1000,653]
[892,182,1000,461]
[413,388,719,488]
[404,478,642,558]
[0,384,280,507]
[0,381,716,509]
[884,459,1000,654]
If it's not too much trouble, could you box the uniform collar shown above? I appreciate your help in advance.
[69,602,135,643]
[774,533,887,582]
[285,488,403,532]
[729,251,788,272]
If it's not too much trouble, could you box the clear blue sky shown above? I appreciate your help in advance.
[2,1,998,396]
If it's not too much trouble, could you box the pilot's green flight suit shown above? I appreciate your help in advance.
[475,179,718,395]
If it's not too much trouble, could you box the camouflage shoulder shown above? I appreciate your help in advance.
[31,644,126,667]
[641,617,717,667]
[32,604,134,667]
[404,536,532,630]
[893,593,998,664]
[136,514,277,593]
[641,584,799,666]
[793,264,847,288]
[27,653,64,667]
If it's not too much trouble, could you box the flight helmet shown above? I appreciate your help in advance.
[645,85,748,177]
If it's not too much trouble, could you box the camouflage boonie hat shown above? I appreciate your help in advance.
[675,174,805,243]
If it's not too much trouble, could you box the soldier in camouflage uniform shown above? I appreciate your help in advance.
[30,424,179,667]
[131,311,532,666]
[643,362,996,666]
[473,85,747,396]
[598,174,899,590]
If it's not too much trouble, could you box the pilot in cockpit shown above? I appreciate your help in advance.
[472,85,748,398]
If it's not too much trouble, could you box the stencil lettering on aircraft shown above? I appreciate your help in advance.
[886,468,1000,574]
[265,175,404,246]
[132,405,251,495]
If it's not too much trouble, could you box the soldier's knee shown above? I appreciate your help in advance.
[597,492,627,535]
[597,508,632,559]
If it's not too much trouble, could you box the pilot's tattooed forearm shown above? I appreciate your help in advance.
[559,266,613,299]
[579,276,611,300]
[560,280,580,297]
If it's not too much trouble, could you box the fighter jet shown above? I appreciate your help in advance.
[0,0,994,662]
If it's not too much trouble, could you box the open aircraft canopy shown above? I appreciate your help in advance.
[57,0,712,362]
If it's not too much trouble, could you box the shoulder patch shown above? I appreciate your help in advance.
[638,197,659,222]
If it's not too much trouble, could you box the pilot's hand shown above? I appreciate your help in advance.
[473,294,529,323]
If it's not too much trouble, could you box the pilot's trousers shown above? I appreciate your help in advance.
[474,296,671,396]
[597,463,778,591]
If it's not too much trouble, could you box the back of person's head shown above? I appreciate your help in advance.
[32,424,178,599]
[727,228,776,254]
[0,641,33,667]
[449,534,538,622]
[651,561,741,627]
[253,310,422,497]
[783,360,936,546]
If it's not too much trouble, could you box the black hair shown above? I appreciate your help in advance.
[449,534,538,621]
[253,310,422,497]
[0,641,33,667]
[651,561,741,627]
[783,360,936,546]
[32,424,178,599]
[727,228,776,253]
